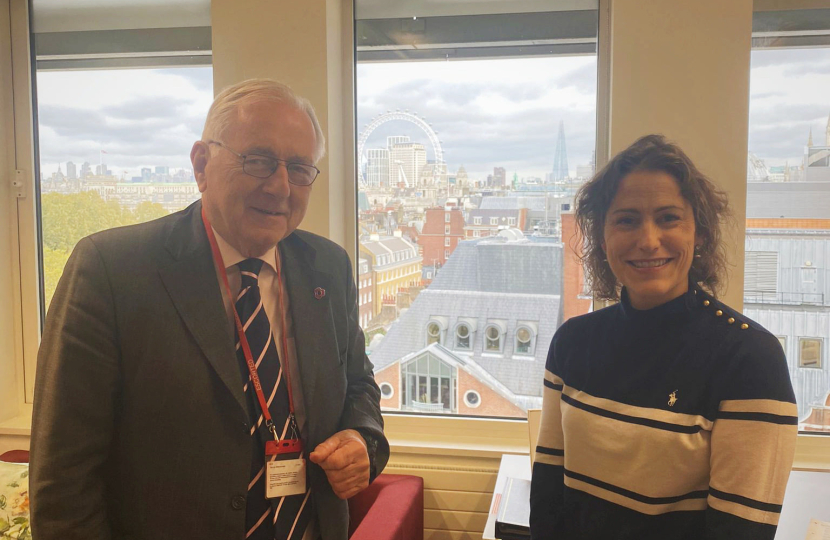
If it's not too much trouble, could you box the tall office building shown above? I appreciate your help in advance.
[66,161,77,180]
[493,167,506,187]
[141,167,152,181]
[552,120,569,181]
[366,148,389,187]
[389,142,426,187]
[386,135,410,149]
[80,162,92,178]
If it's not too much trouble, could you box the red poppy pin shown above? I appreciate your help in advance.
[314,287,326,300]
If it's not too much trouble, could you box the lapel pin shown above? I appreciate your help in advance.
[314,287,326,300]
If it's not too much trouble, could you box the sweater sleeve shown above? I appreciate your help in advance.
[705,330,798,540]
[530,321,569,540]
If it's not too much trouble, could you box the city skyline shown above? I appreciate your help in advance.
[33,48,830,182]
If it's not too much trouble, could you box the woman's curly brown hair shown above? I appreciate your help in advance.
[574,134,731,301]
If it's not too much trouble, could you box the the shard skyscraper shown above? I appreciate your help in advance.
[551,120,569,181]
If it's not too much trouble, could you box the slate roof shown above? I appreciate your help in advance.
[368,288,560,400]
[747,182,830,219]
[429,238,563,296]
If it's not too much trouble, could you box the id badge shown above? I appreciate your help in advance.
[266,458,306,498]
[265,438,306,499]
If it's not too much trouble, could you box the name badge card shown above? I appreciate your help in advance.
[266,458,306,498]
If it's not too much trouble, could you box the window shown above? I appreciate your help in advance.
[36,67,213,312]
[380,382,394,399]
[355,0,599,419]
[515,324,537,355]
[426,321,443,345]
[508,217,516,226]
[455,323,471,351]
[400,354,457,412]
[799,338,822,369]
[464,390,481,409]
[746,36,830,428]
[445,237,451,247]
[485,324,503,353]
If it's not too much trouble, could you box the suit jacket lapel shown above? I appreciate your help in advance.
[280,235,335,443]
[158,201,247,415]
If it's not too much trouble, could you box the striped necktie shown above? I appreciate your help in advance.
[235,258,312,540]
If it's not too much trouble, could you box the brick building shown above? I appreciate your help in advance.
[368,230,563,417]
[418,207,465,268]
[359,233,422,316]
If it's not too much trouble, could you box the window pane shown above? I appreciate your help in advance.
[358,1,599,419]
[747,45,830,432]
[36,67,213,312]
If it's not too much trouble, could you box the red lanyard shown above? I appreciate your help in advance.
[202,207,296,442]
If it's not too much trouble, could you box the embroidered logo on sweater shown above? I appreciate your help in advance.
[668,390,678,407]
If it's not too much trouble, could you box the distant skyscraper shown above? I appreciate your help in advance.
[389,142,426,187]
[552,120,569,181]
[155,166,169,175]
[142,168,152,181]
[95,163,107,176]
[366,148,389,187]
[66,161,77,179]
[80,162,92,178]
[493,167,506,187]
[387,135,410,150]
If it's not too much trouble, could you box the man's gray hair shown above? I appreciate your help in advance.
[202,78,326,164]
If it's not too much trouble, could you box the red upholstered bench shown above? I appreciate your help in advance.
[348,474,424,540]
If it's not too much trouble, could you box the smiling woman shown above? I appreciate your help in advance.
[531,135,799,540]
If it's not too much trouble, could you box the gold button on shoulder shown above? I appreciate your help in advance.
[703,300,710,307]
[715,310,723,317]
[728,317,735,324]
[741,323,749,330]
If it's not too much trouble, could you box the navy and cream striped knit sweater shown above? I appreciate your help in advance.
[529,283,798,540]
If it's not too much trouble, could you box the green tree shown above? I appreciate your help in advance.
[40,192,172,309]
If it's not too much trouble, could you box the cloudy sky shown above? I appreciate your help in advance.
[35,47,830,181]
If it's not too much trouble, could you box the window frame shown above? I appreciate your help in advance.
[514,324,536,356]
[798,337,823,369]
[3,0,829,470]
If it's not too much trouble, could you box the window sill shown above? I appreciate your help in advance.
[0,404,32,437]
[3,407,828,470]
[382,413,830,471]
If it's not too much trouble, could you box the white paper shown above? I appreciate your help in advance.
[805,519,830,540]
[265,458,306,498]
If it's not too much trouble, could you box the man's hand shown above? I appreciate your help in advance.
[309,429,370,500]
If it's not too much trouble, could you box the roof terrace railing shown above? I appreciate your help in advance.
[744,290,825,306]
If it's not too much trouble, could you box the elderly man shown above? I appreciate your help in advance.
[30,79,389,540]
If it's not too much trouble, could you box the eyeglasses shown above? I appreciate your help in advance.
[207,140,320,186]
